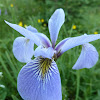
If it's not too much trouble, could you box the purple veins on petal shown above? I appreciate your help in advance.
[72,43,99,69]
[17,57,62,100]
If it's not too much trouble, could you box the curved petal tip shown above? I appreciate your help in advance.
[48,8,65,47]
[72,43,99,69]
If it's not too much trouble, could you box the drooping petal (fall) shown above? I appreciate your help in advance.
[13,37,34,63]
[48,8,65,47]
[17,57,62,100]
[34,46,55,59]
[72,43,99,69]
[60,34,100,54]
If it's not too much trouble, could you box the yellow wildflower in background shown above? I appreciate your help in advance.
[43,23,47,27]
[10,4,13,7]
[18,22,23,27]
[41,19,44,23]
[24,24,27,28]
[72,25,76,30]
[94,32,98,34]
[38,19,41,23]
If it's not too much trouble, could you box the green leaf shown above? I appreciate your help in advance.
[0,91,7,100]
[11,95,19,100]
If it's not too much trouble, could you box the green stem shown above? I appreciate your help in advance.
[0,56,16,87]
[69,24,74,37]
[75,70,80,100]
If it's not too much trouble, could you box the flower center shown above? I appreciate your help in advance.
[39,57,52,79]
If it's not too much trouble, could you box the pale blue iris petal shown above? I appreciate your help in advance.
[13,37,34,63]
[48,8,65,47]
[26,25,38,33]
[17,57,62,100]
[61,34,100,54]
[27,25,51,47]
[5,21,42,46]
[72,43,99,69]
[55,38,71,52]
[36,33,51,47]
[5,21,51,47]
[34,46,55,59]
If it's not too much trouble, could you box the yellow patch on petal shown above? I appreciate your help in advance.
[39,58,52,78]
[25,39,30,44]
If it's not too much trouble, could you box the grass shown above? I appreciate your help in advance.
[0,0,100,100]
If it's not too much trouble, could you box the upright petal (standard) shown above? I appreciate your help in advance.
[48,8,65,47]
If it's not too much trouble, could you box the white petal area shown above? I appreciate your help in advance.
[5,21,45,46]
[60,34,100,54]
[17,57,62,100]
[13,37,34,63]
[34,46,55,59]
[48,8,65,47]
[72,43,99,69]
[27,25,51,47]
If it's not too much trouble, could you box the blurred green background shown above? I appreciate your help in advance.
[0,0,100,100]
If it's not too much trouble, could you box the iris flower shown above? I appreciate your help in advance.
[5,8,100,100]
